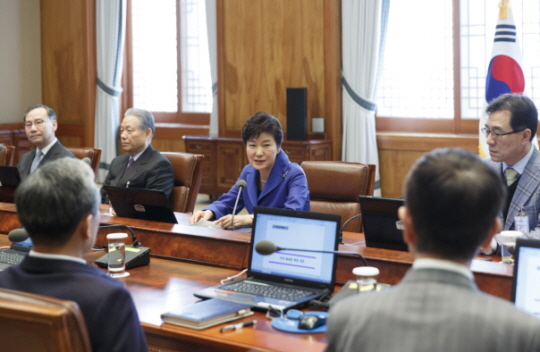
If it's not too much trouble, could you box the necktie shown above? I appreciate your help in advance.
[505,168,518,186]
[126,157,134,170]
[30,150,43,174]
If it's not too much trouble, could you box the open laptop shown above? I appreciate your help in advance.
[0,235,32,271]
[511,238,540,318]
[0,166,21,203]
[194,206,341,311]
[102,186,178,224]
[359,196,408,252]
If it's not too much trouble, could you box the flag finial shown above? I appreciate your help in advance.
[499,0,510,19]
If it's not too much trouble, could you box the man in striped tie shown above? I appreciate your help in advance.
[482,93,540,251]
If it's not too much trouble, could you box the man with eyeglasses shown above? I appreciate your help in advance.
[481,93,540,252]
[17,104,74,181]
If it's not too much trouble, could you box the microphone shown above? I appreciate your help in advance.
[81,157,91,165]
[99,224,141,247]
[230,179,247,230]
[8,228,29,243]
[339,214,362,244]
[255,240,368,266]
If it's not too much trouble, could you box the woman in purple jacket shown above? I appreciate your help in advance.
[190,111,310,229]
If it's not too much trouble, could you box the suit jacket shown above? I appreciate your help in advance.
[485,147,540,239]
[0,256,148,352]
[326,268,540,352]
[101,145,174,203]
[17,140,75,181]
[205,151,310,219]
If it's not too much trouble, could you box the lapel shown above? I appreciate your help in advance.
[20,149,37,177]
[506,148,540,229]
[40,141,59,164]
[245,151,291,206]
[118,145,154,185]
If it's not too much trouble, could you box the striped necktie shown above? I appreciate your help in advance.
[126,157,134,170]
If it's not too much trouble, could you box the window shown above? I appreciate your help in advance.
[124,0,212,124]
[376,0,540,134]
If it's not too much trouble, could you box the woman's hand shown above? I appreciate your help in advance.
[215,214,253,229]
[190,210,214,224]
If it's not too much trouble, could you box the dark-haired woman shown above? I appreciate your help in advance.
[190,111,309,229]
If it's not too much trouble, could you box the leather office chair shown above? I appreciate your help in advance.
[300,161,376,232]
[0,288,92,352]
[67,147,101,181]
[162,152,204,213]
[0,145,16,166]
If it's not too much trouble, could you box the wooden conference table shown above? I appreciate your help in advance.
[0,202,515,351]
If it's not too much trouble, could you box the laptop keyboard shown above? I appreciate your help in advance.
[222,281,313,301]
[0,249,26,266]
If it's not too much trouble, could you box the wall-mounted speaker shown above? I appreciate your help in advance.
[286,87,308,141]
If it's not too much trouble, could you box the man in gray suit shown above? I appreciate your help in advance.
[325,149,540,352]
[482,94,540,245]
[17,104,75,181]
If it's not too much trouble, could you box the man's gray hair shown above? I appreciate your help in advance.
[15,158,100,246]
[124,108,155,136]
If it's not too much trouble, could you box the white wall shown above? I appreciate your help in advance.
[0,0,41,123]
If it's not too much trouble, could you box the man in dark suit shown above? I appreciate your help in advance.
[325,149,540,352]
[0,158,147,352]
[17,104,75,181]
[100,108,173,203]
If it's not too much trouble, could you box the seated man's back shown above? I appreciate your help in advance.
[327,269,540,352]
[0,158,147,352]
[326,149,540,352]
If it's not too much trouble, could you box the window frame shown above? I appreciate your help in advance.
[375,0,479,134]
[121,0,210,126]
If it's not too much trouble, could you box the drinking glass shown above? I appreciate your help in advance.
[107,233,129,278]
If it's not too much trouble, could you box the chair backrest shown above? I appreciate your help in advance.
[300,161,376,232]
[67,147,101,180]
[0,145,16,166]
[162,152,204,213]
[0,288,92,352]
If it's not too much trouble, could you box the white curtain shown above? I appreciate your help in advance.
[95,0,126,182]
[341,0,389,195]
[206,0,218,136]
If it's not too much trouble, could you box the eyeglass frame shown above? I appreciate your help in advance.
[481,127,526,139]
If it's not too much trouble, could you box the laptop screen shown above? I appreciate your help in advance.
[249,207,340,287]
[359,196,407,252]
[512,238,540,318]
[103,186,178,224]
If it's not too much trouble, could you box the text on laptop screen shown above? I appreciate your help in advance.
[514,245,540,318]
[250,212,338,284]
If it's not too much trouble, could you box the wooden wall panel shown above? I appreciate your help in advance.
[40,0,96,148]
[218,0,339,157]
[377,133,479,198]
[152,139,186,153]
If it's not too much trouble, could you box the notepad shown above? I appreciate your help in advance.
[160,299,253,330]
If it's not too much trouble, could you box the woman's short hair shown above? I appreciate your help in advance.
[241,111,283,146]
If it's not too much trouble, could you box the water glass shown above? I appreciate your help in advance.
[107,233,129,278]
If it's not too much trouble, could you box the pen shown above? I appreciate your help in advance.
[220,320,257,333]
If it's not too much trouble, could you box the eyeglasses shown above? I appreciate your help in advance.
[481,127,525,139]
[25,119,50,128]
